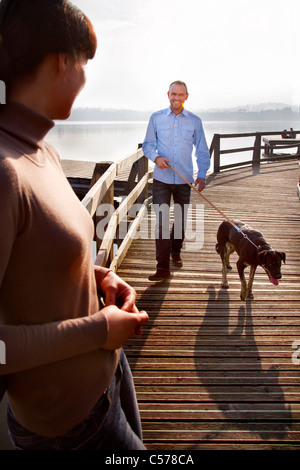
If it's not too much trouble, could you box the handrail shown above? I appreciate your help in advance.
[95,171,152,268]
[82,163,117,216]
[82,147,145,216]
[81,146,153,271]
[210,130,300,172]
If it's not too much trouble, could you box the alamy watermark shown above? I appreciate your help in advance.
[0,340,6,365]
[96,202,205,251]
[0,80,6,104]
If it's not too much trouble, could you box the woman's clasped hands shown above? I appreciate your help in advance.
[95,269,149,350]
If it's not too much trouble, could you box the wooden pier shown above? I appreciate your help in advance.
[119,159,300,450]
[0,142,299,450]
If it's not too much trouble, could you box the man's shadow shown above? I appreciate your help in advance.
[125,280,171,370]
[195,285,292,440]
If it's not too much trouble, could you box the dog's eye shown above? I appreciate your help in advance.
[273,260,281,267]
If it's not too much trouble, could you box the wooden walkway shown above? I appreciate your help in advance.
[118,160,300,450]
[0,160,299,450]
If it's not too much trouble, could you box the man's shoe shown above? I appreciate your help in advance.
[171,253,183,266]
[148,271,171,282]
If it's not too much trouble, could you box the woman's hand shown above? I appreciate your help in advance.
[99,270,138,312]
[95,269,148,340]
[102,305,149,350]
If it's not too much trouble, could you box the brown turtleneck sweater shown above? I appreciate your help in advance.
[0,101,119,437]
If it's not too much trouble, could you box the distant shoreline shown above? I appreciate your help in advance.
[68,106,300,123]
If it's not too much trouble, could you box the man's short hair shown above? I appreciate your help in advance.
[169,80,188,94]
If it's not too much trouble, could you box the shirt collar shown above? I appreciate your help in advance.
[0,100,54,149]
[167,106,189,117]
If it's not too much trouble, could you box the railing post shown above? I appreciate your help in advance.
[126,144,149,201]
[252,133,261,167]
[213,134,220,173]
[137,143,148,204]
[126,161,138,194]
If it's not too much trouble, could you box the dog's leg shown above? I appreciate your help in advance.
[220,243,235,289]
[221,248,229,288]
[237,258,247,301]
[247,265,256,299]
[224,242,234,271]
[221,260,229,288]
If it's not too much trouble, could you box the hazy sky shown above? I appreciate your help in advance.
[72,0,299,112]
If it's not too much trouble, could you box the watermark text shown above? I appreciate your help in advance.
[0,80,6,104]
[0,340,6,365]
[96,202,204,251]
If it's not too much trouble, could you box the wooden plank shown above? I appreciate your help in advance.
[82,163,116,216]
[60,159,96,179]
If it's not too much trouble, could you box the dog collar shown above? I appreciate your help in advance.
[257,244,271,253]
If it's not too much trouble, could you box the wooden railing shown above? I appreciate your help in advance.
[210,130,300,172]
[81,146,153,272]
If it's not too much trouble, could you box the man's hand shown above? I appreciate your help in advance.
[155,156,170,169]
[194,177,206,192]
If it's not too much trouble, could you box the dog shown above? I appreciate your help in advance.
[216,219,286,300]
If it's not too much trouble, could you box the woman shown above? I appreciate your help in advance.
[0,0,148,450]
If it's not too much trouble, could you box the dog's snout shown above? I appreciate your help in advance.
[275,273,282,279]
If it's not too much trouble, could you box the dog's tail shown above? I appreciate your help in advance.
[215,243,220,254]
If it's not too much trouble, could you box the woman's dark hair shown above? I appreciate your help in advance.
[0,0,97,96]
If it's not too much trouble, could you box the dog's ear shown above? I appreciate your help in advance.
[277,251,286,264]
[257,250,269,266]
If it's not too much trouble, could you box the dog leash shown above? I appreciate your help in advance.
[166,164,259,250]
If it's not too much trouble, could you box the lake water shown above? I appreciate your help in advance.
[47,119,300,173]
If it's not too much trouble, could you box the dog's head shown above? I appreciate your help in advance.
[257,250,286,286]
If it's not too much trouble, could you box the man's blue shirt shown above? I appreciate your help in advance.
[142,107,210,184]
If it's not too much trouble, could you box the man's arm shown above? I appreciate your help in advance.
[194,119,211,183]
[142,114,158,163]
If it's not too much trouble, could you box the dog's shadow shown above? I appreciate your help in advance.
[195,285,292,440]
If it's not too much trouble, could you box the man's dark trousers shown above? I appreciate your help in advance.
[152,178,191,274]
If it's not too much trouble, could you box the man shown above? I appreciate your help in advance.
[142,80,210,281]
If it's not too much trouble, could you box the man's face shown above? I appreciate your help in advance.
[167,84,188,114]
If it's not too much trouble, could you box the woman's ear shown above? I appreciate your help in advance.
[55,53,68,75]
